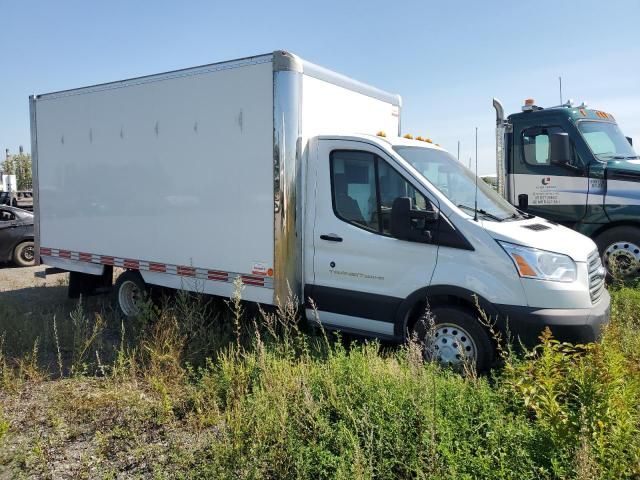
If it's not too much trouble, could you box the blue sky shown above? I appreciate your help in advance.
[1,0,638,173]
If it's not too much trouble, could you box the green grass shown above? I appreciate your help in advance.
[0,286,639,479]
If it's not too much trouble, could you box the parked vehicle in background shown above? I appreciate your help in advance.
[12,191,34,210]
[0,206,35,267]
[493,98,640,280]
[0,191,33,210]
[0,173,17,193]
[31,51,609,371]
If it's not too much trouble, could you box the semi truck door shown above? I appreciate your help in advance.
[306,139,438,338]
[512,124,588,224]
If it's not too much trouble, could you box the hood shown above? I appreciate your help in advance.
[605,159,640,182]
[479,217,597,262]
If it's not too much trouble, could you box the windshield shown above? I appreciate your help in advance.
[393,146,520,221]
[578,121,637,161]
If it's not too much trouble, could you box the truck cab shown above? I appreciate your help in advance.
[494,99,640,279]
[304,133,609,371]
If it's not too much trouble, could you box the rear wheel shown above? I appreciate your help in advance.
[114,270,147,318]
[595,226,640,281]
[13,241,35,267]
[411,305,494,373]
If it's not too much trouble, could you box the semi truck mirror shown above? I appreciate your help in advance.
[390,197,412,240]
[627,136,633,146]
[424,209,439,223]
[549,132,572,166]
[518,194,529,211]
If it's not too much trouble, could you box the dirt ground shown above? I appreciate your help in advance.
[0,264,68,300]
[0,264,119,364]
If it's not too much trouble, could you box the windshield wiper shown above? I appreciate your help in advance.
[457,204,504,222]
[514,209,534,219]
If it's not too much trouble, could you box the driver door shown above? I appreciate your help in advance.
[512,121,588,223]
[306,139,439,337]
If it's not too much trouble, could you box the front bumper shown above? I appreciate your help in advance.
[495,289,611,347]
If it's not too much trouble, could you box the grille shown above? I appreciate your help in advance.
[588,250,606,304]
[522,223,551,231]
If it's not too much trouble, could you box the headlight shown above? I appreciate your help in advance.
[498,241,577,282]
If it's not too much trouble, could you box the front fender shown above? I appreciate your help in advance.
[394,284,502,338]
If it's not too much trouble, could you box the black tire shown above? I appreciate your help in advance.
[594,226,640,281]
[411,305,494,373]
[13,241,35,267]
[114,270,148,319]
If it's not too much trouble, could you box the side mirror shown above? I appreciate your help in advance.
[424,209,439,222]
[626,136,633,146]
[390,197,411,240]
[549,132,572,166]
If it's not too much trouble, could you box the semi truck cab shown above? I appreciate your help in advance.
[494,98,640,279]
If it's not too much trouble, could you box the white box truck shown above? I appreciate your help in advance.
[30,51,609,370]
[0,173,17,193]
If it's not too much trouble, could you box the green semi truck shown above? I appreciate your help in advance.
[493,98,639,279]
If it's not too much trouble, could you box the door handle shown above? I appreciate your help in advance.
[320,234,343,242]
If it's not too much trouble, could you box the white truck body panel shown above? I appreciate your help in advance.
[36,59,274,274]
[300,75,399,141]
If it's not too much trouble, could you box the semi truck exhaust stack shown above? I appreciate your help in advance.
[493,98,507,198]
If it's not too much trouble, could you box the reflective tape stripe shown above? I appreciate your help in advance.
[123,259,140,269]
[177,266,196,277]
[39,247,273,289]
[149,262,166,272]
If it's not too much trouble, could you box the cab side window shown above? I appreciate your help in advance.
[330,150,432,236]
[330,151,379,232]
[377,161,428,235]
[522,126,579,167]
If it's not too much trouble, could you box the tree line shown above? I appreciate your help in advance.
[1,152,32,190]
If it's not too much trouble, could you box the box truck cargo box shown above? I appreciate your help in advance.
[31,51,609,371]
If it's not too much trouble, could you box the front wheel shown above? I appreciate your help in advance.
[595,226,640,281]
[114,270,148,319]
[13,241,35,267]
[411,305,495,373]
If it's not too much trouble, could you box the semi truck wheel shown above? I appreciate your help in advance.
[13,241,35,267]
[411,305,494,373]
[114,270,147,318]
[595,226,640,281]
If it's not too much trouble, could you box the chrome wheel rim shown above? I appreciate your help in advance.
[604,241,640,278]
[118,280,142,317]
[431,323,477,367]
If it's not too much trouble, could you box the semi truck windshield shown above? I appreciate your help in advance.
[394,146,520,221]
[578,121,637,161]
